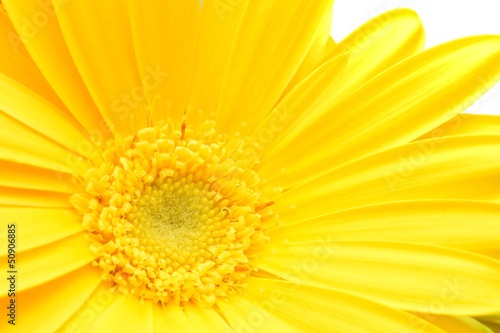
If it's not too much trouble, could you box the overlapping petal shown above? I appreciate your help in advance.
[0,207,82,252]
[274,136,500,217]
[0,111,85,174]
[259,36,500,188]
[2,0,105,136]
[0,9,64,109]
[55,1,149,135]
[415,314,496,333]
[213,0,334,135]
[418,114,500,140]
[254,241,500,315]
[0,233,97,293]
[0,266,102,332]
[221,277,447,332]
[0,72,88,156]
[83,294,154,333]
[270,200,500,256]
[128,0,201,126]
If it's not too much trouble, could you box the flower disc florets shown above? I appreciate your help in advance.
[70,120,279,307]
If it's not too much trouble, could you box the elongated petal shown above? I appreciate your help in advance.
[0,207,82,252]
[254,241,500,315]
[260,36,500,188]
[0,233,96,293]
[333,8,425,97]
[58,284,122,333]
[2,0,105,135]
[84,300,230,333]
[183,304,234,333]
[0,266,101,332]
[183,0,247,127]
[214,0,334,135]
[278,8,334,99]
[151,303,233,333]
[478,315,500,326]
[0,9,65,109]
[152,304,191,333]
[0,187,71,207]
[274,136,500,217]
[0,160,75,193]
[271,200,500,256]
[0,73,90,157]
[56,1,150,135]
[478,318,500,333]
[217,296,300,332]
[254,9,424,163]
[418,114,500,140]
[234,277,446,332]
[0,111,85,174]
[415,314,495,333]
[251,52,349,153]
[84,295,154,333]
[129,0,200,125]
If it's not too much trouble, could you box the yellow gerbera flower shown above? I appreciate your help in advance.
[1,1,500,332]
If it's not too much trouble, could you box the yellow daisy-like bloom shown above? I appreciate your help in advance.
[1,1,500,332]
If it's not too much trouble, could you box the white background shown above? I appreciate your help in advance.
[331,0,500,116]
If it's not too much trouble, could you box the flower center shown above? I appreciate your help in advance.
[70,120,279,307]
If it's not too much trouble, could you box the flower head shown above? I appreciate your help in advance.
[1,1,500,332]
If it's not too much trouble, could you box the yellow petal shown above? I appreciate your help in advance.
[0,187,71,207]
[56,1,148,135]
[415,314,495,333]
[0,72,92,157]
[255,9,424,172]
[152,303,190,333]
[86,299,232,333]
[0,232,96,293]
[254,241,500,315]
[183,303,234,332]
[152,303,233,333]
[214,0,334,135]
[260,36,500,188]
[0,103,88,175]
[129,0,201,126]
[2,0,106,135]
[84,294,154,333]
[237,277,446,332]
[0,160,75,193]
[271,200,500,256]
[274,136,500,217]
[333,8,425,97]
[278,7,335,100]
[0,265,101,332]
[251,52,349,155]
[478,315,500,326]
[183,0,246,128]
[217,295,299,332]
[478,318,500,333]
[0,9,65,109]
[418,114,500,140]
[58,284,122,333]
[0,207,82,252]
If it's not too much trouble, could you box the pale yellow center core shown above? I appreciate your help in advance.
[70,121,279,306]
